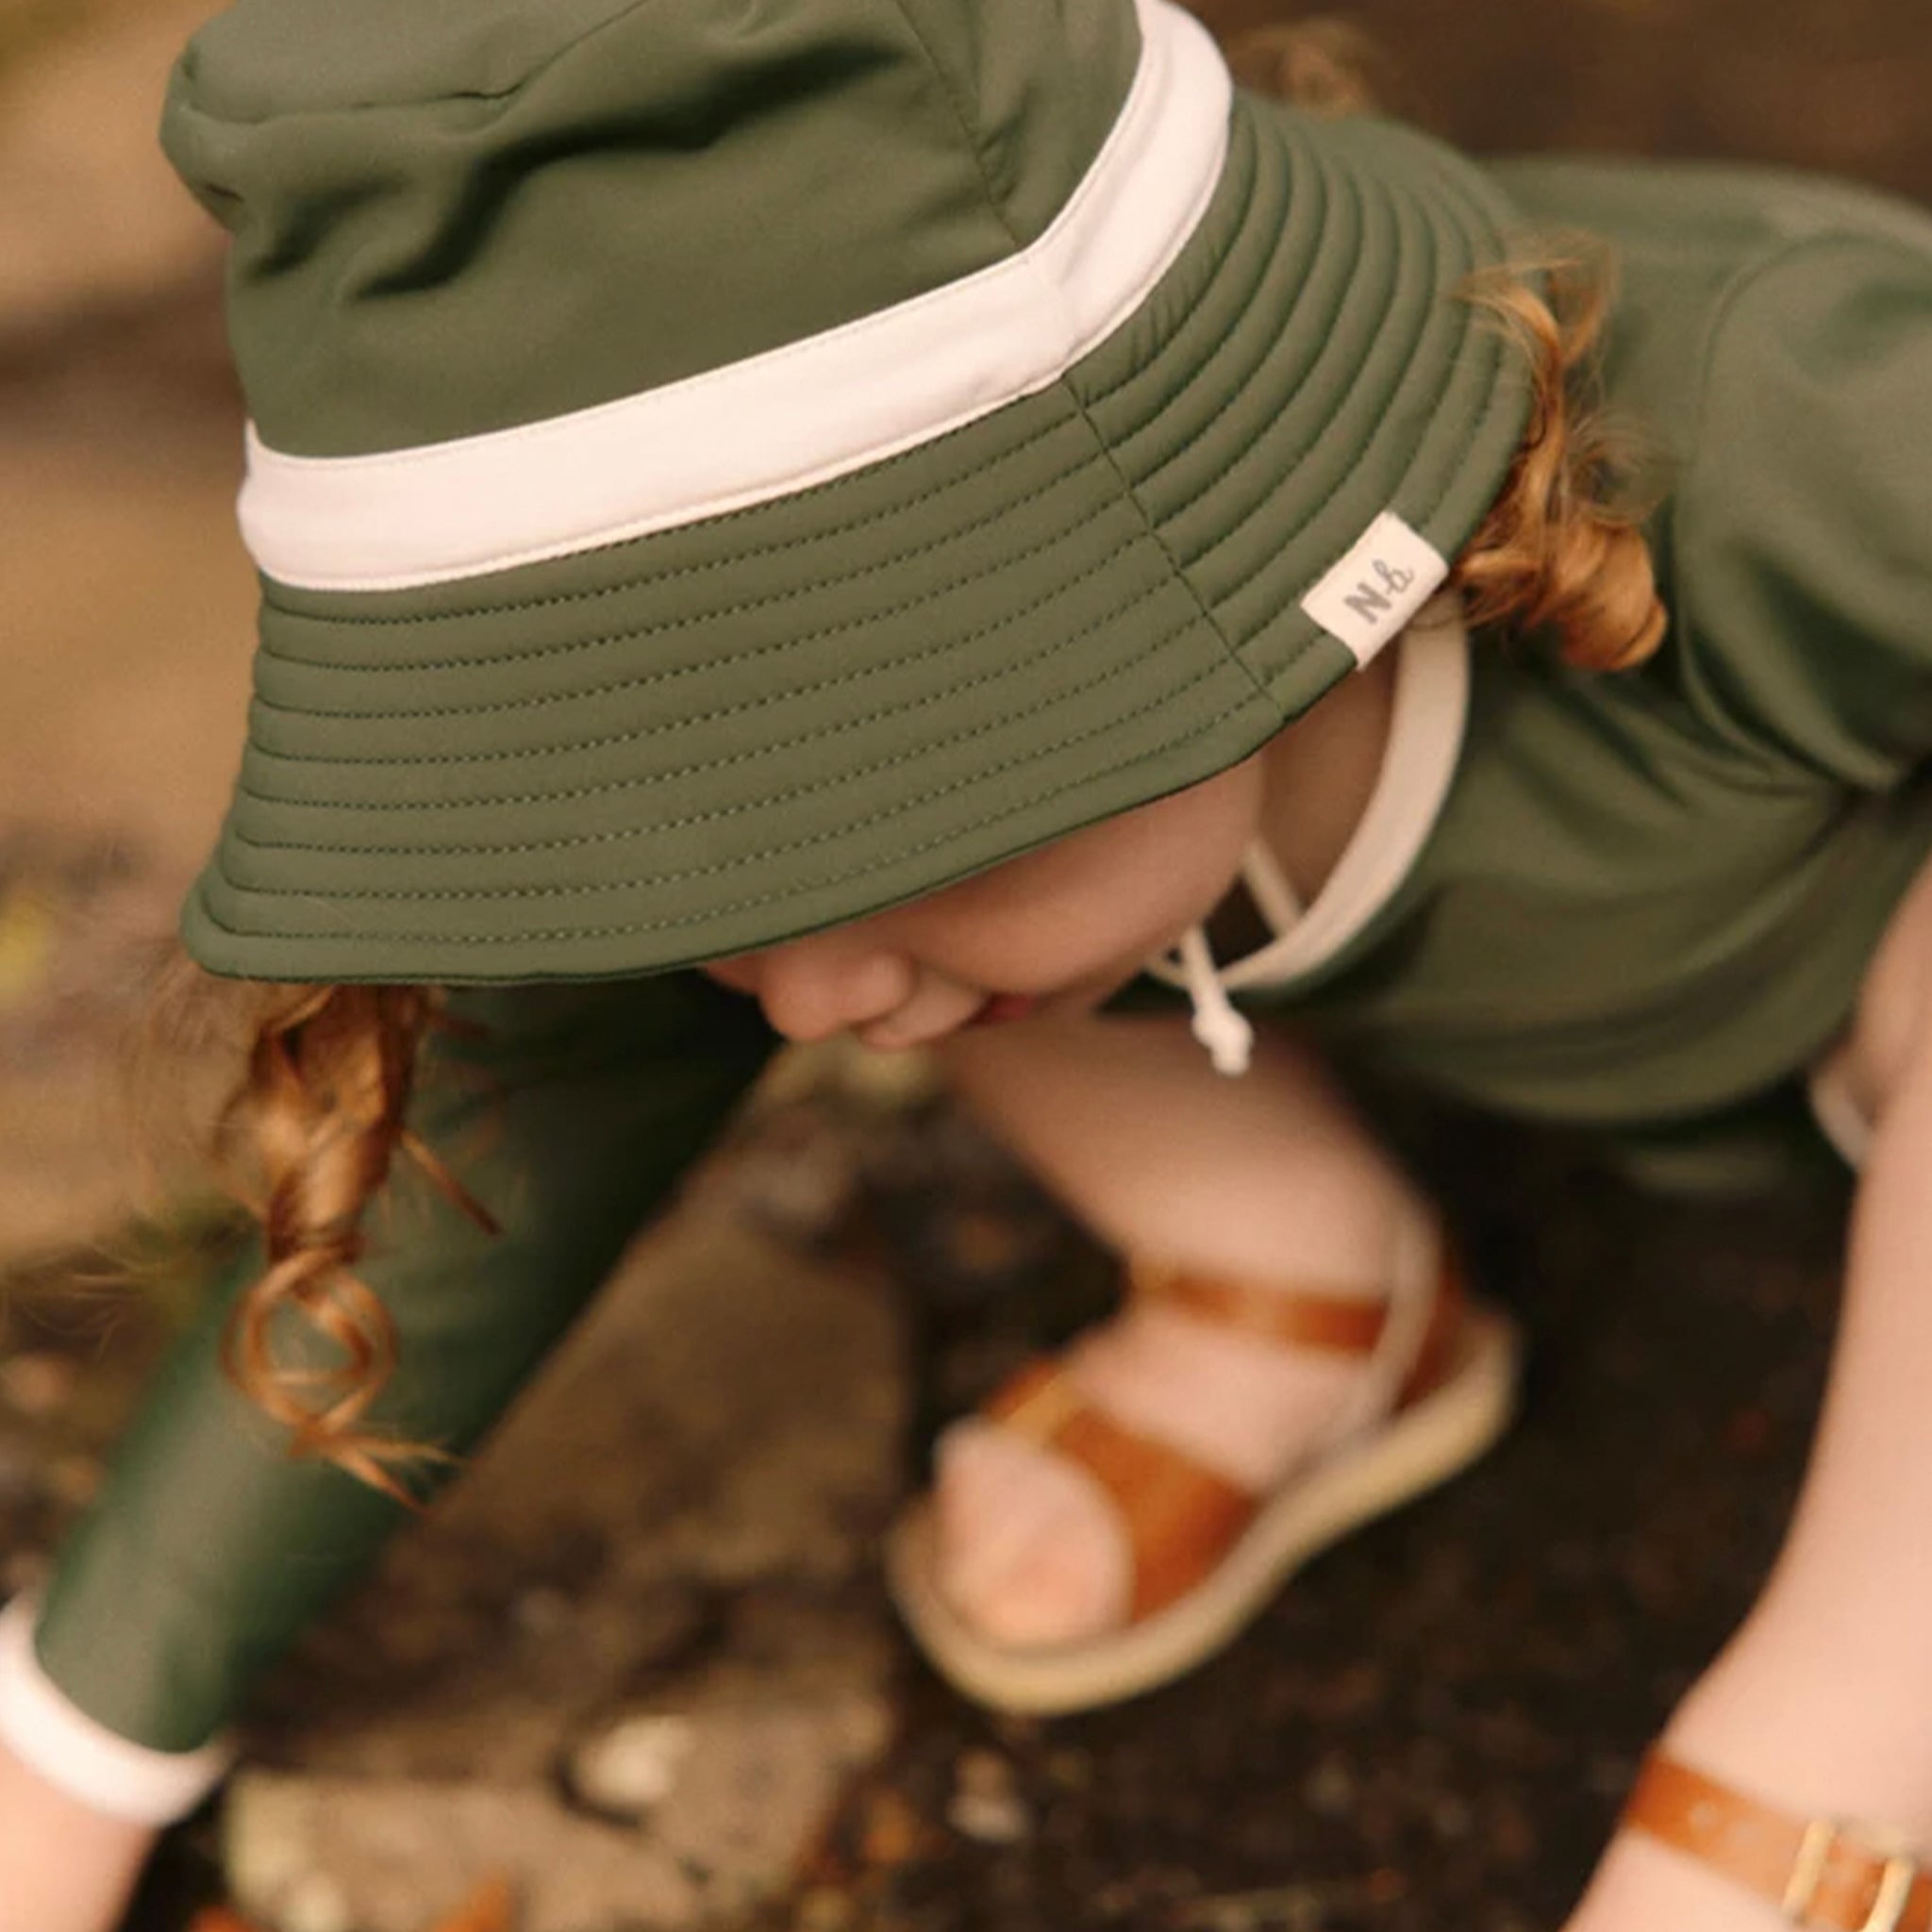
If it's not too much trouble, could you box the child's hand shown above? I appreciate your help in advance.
[0,1737,158,1932]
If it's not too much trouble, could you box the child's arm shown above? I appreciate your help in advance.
[0,971,773,1904]
[0,1738,157,1932]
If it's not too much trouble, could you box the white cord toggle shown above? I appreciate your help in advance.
[1174,925,1255,1077]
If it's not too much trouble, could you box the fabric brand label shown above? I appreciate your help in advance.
[1300,511,1449,667]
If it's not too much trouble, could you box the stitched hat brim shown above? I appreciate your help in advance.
[185,95,1528,983]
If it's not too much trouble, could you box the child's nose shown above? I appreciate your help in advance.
[727,937,917,1043]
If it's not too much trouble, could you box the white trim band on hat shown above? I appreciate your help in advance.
[238,0,1234,594]
[0,1594,235,1824]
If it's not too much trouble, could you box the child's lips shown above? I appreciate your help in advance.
[859,991,1040,1049]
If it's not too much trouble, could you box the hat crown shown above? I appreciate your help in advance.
[170,0,658,118]
[165,0,1143,456]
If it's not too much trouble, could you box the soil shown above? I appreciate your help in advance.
[803,1101,1854,1932]
[1,0,1928,1927]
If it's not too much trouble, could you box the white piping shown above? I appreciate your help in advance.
[1238,841,1304,933]
[237,0,1234,592]
[1153,598,1470,1075]
[1222,598,1469,989]
[1152,598,1470,1014]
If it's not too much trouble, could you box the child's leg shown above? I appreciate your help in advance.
[1570,870,1932,1930]
[928,1011,1434,1647]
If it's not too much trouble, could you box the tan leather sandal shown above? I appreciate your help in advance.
[1624,1751,1932,1931]
[887,1221,1520,1714]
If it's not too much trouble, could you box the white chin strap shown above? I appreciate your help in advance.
[1157,838,1309,1079]
[1174,925,1256,1075]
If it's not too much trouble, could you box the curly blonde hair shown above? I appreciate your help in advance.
[167,20,1666,1492]
[1455,253,1666,672]
[139,960,490,1503]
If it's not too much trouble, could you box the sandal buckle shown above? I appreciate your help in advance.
[1860,1856,1920,1932]
[1781,1816,1919,1932]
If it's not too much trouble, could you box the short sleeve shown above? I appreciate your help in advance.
[1670,231,1932,791]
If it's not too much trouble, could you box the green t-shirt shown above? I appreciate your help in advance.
[1226,158,1932,1127]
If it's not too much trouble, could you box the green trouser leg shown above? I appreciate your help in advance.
[30,973,773,1755]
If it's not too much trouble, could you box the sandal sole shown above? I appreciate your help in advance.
[886,1301,1521,1715]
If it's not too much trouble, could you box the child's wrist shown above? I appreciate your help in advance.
[0,1731,158,1932]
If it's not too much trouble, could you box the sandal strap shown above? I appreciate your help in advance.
[1131,1248,1466,1413]
[976,1245,1468,1624]
[1623,1751,1932,1932]
[1128,1260,1392,1355]
[985,1361,1257,1623]
[1395,1249,1466,1409]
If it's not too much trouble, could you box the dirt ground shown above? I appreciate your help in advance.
[2,2,1930,1929]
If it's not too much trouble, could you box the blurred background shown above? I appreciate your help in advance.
[0,3,1928,1930]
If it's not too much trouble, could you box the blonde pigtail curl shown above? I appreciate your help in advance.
[207,980,497,1505]
[1451,255,1669,673]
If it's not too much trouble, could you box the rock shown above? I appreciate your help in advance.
[628,1682,893,1916]
[705,1099,865,1250]
[229,1680,891,1932]
[223,1775,700,1932]
[278,1874,354,1932]
[565,1712,697,1820]
[796,1887,858,1932]
[224,1777,318,1924]
[944,1749,1032,1847]
[228,1213,908,1927]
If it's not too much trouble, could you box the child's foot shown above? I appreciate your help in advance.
[891,1220,1519,1711]
[1576,1768,1932,1932]
[1567,1636,1932,1932]
[1574,1806,1842,1932]
[930,1290,1389,1647]
[907,1018,1516,1703]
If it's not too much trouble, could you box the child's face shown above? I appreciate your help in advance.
[703,754,1266,1051]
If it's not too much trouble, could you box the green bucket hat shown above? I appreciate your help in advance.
[164,0,1531,984]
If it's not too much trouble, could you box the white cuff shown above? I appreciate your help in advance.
[0,1594,235,1824]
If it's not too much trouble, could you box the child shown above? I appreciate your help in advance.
[4,0,1932,1927]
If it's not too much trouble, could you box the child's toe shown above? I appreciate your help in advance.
[930,1419,1131,1647]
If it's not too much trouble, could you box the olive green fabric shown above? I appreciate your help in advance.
[32,974,772,1752]
[166,0,1533,986]
[1228,158,1932,1127]
[180,93,1528,985]
[28,157,1932,1763]
[164,0,1142,454]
